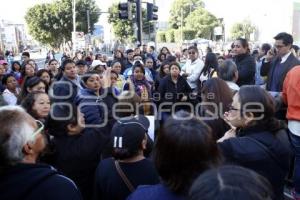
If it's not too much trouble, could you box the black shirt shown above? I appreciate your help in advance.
[94,158,159,200]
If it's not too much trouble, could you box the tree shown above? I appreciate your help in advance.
[25,0,100,48]
[185,7,219,39]
[25,3,60,47]
[74,0,100,33]
[169,0,204,29]
[230,19,256,40]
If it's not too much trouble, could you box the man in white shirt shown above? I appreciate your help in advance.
[181,46,204,90]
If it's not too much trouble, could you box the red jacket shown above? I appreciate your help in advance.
[282,65,300,120]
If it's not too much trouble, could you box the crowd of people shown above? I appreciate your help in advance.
[0,31,300,200]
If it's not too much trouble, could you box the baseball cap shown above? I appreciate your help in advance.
[133,60,144,66]
[111,115,149,151]
[90,60,107,71]
[91,60,106,67]
[75,60,87,66]
[0,60,8,65]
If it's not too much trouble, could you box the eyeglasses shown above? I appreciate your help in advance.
[31,120,44,138]
[188,51,196,55]
[274,44,286,49]
[228,105,240,112]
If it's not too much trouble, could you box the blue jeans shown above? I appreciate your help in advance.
[289,131,300,193]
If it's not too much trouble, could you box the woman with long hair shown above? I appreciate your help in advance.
[199,78,233,139]
[218,85,291,200]
[198,52,219,88]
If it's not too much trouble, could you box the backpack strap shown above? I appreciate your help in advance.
[114,160,135,192]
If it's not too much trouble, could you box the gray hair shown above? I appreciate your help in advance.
[0,106,36,165]
[217,60,238,82]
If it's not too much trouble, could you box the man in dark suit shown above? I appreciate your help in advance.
[261,32,300,92]
[261,32,300,120]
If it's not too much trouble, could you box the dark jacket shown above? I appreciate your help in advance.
[51,76,81,117]
[154,74,164,92]
[261,53,300,91]
[149,68,158,82]
[74,87,118,129]
[52,76,80,102]
[218,127,291,200]
[158,75,192,111]
[233,53,256,86]
[125,59,134,70]
[52,128,110,200]
[0,163,82,200]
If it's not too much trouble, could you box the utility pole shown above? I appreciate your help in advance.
[87,9,91,33]
[86,9,91,51]
[136,0,142,46]
[72,0,76,55]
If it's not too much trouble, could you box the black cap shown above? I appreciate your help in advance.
[111,115,149,151]
[75,60,87,66]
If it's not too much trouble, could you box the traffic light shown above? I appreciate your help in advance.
[118,2,132,20]
[118,3,128,19]
[147,3,158,21]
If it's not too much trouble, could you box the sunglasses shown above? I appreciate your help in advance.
[31,120,45,138]
[188,51,196,55]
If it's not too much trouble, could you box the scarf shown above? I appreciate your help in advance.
[129,75,151,98]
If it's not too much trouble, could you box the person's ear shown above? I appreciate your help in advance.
[23,142,34,155]
[141,134,148,150]
[234,71,239,82]
[67,124,78,135]
[27,87,32,93]
[67,124,72,130]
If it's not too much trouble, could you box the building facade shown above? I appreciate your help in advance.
[0,20,27,53]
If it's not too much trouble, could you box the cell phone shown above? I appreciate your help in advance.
[271,48,277,55]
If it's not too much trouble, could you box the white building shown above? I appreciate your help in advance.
[0,20,27,52]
